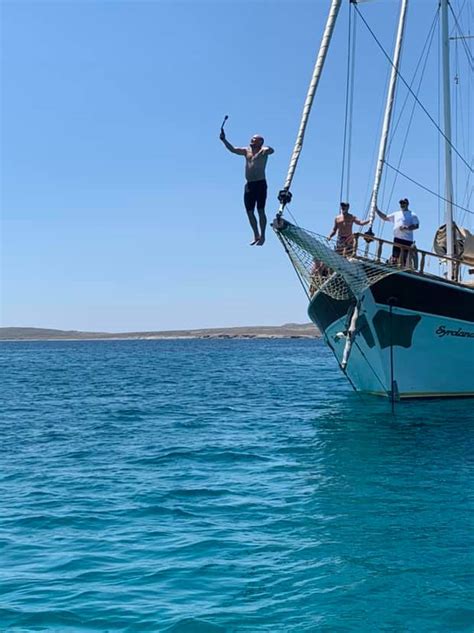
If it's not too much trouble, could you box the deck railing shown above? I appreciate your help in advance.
[347,232,468,282]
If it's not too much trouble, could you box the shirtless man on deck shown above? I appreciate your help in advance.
[220,131,274,246]
[328,202,370,255]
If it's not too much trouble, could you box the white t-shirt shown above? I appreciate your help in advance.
[386,209,419,241]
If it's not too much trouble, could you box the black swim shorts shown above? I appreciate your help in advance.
[392,237,414,266]
[244,179,267,212]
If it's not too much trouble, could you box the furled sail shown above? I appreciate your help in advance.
[433,224,474,266]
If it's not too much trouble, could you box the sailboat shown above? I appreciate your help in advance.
[273,0,474,399]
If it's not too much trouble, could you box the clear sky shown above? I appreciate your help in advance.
[1,0,472,332]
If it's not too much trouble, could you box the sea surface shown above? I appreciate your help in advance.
[1,339,473,632]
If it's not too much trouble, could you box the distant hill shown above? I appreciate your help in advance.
[0,324,320,341]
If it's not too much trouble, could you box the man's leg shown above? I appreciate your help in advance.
[345,235,355,256]
[246,209,260,244]
[257,208,267,245]
[400,239,412,266]
[244,183,260,244]
[392,238,412,266]
[256,181,268,246]
[391,239,402,265]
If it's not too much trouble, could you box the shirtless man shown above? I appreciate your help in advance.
[328,202,369,254]
[220,131,274,246]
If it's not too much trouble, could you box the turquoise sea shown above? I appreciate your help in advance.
[1,339,473,632]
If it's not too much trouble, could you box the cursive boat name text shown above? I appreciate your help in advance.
[436,325,474,339]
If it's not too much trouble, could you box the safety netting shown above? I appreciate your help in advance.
[274,219,400,300]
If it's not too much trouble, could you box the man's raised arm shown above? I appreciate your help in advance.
[220,131,246,155]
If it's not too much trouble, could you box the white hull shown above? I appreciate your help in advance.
[309,272,474,399]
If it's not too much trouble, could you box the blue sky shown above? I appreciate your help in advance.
[1,0,472,331]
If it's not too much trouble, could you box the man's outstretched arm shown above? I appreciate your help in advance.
[220,131,246,155]
[375,207,389,221]
[328,220,338,240]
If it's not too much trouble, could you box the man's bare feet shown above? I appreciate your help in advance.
[257,236,265,246]
[250,237,260,245]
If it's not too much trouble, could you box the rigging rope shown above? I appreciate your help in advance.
[383,9,440,213]
[278,0,342,214]
[346,12,358,204]
[449,3,474,71]
[450,0,473,226]
[383,160,474,215]
[368,0,408,228]
[386,10,440,154]
[339,3,356,203]
[353,2,473,174]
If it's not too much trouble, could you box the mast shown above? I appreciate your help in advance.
[277,0,342,214]
[441,0,455,279]
[368,0,409,226]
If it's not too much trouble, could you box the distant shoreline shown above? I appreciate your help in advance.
[0,324,320,341]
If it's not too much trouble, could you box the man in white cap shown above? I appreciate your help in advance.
[220,131,274,246]
[376,198,420,265]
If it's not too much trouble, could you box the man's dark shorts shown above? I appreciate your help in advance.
[392,237,414,266]
[244,179,267,212]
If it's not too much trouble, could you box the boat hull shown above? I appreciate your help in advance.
[308,271,474,398]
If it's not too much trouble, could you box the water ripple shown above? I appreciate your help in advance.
[1,339,472,631]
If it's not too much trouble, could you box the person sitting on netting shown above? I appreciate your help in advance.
[376,198,419,267]
[328,202,370,256]
[309,257,331,295]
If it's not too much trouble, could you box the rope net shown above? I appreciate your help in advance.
[274,219,400,301]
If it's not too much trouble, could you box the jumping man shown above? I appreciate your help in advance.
[220,130,274,246]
